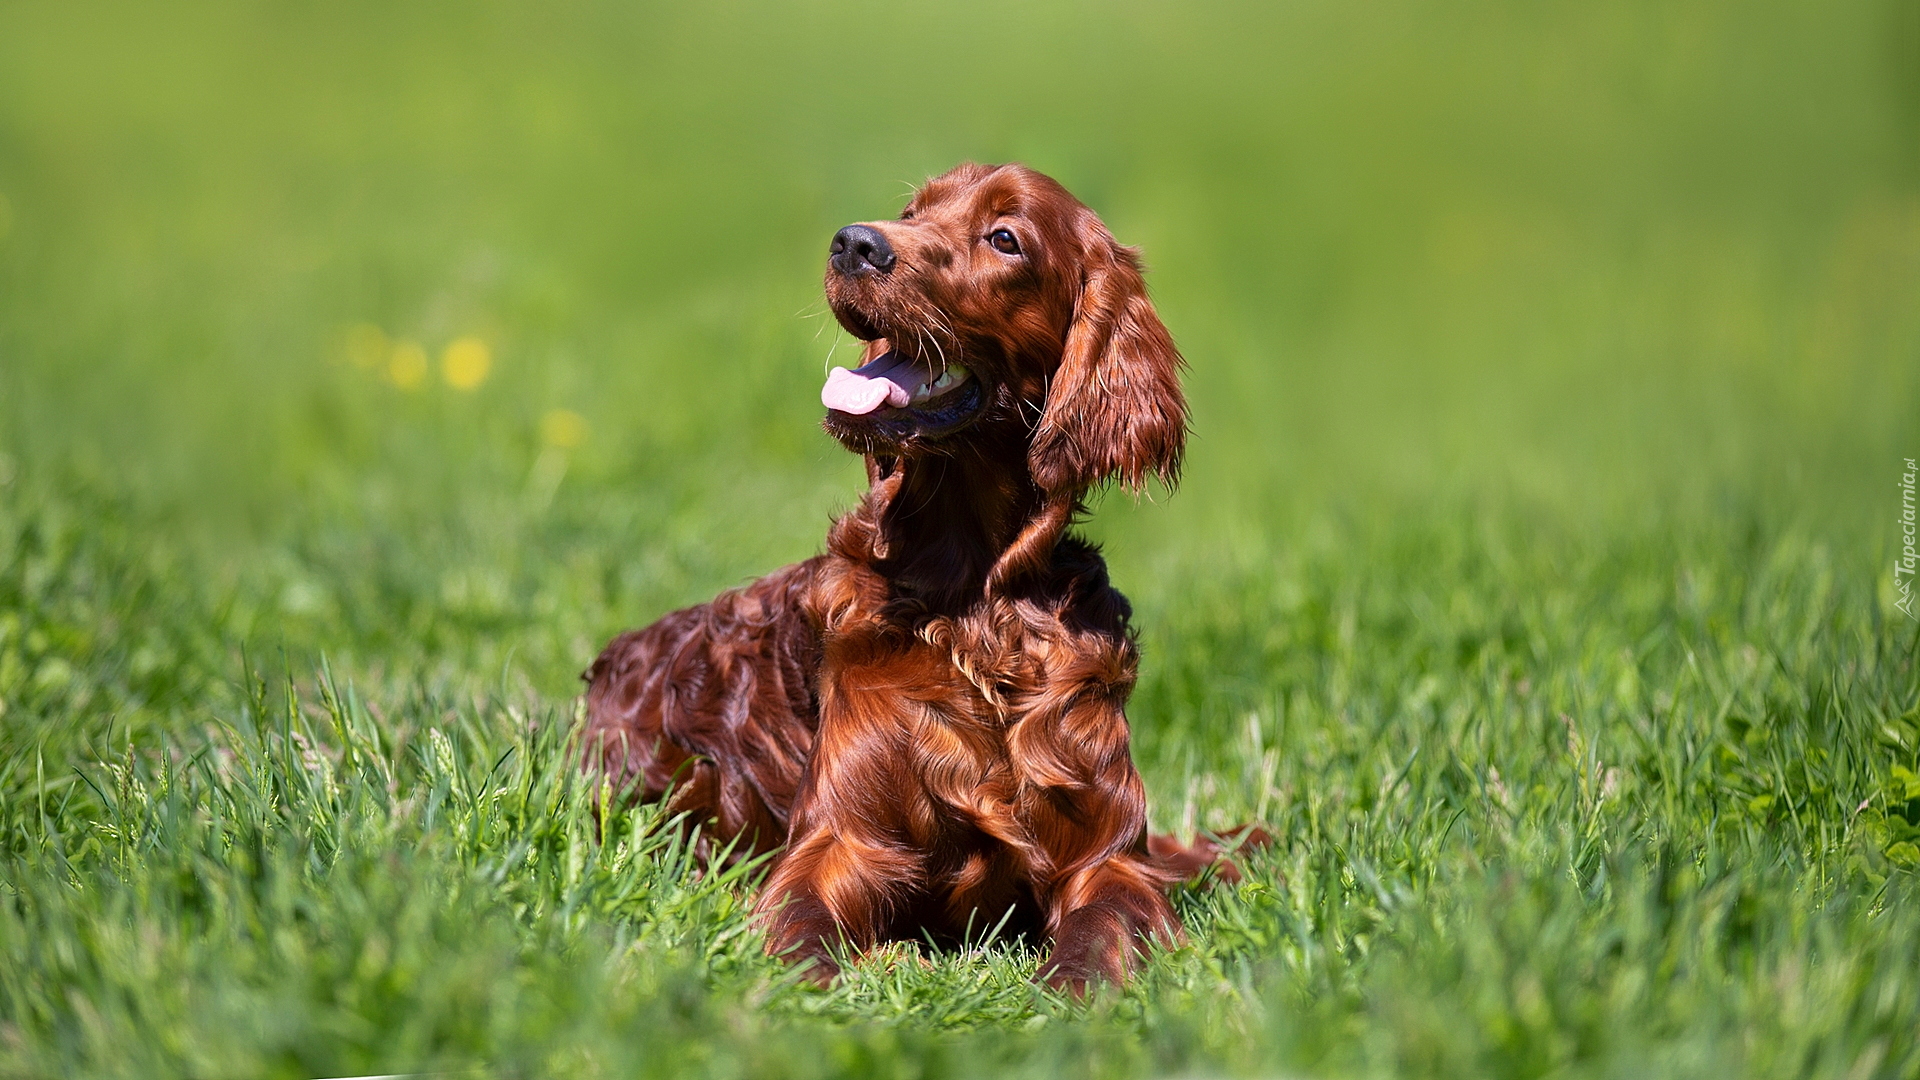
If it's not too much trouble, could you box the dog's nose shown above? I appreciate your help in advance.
[830,224,896,275]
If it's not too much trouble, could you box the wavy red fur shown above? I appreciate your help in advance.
[583,163,1265,994]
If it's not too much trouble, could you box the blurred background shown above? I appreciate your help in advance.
[6,6,1919,1072]
[0,0,1914,700]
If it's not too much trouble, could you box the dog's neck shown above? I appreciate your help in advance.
[829,439,1072,612]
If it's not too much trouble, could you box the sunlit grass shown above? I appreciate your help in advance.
[0,0,1915,1076]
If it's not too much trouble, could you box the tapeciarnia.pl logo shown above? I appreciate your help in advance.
[1898,457,1917,620]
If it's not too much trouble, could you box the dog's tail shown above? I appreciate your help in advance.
[1147,825,1275,887]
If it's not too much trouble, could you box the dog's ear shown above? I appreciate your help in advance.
[1029,221,1187,497]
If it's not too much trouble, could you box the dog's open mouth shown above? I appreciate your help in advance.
[822,351,973,418]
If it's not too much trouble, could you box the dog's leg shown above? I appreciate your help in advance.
[1036,855,1178,994]
[753,648,933,985]
[1012,683,1181,995]
[756,826,923,985]
[1029,804,1181,995]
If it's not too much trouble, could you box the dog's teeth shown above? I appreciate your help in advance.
[907,366,968,406]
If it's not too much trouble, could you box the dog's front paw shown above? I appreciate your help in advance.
[1036,907,1134,997]
[1036,956,1098,998]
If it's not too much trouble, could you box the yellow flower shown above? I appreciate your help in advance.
[387,341,429,389]
[344,323,388,370]
[441,336,492,390]
[540,408,589,449]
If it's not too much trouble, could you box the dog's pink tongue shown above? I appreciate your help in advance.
[821,352,914,415]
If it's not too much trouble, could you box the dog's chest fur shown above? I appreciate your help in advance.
[807,551,1140,874]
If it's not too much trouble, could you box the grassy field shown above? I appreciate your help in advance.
[2,0,1918,1076]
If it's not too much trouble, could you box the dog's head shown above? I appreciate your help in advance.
[821,163,1186,497]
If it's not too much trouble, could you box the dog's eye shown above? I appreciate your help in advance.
[988,228,1021,255]
[900,207,916,220]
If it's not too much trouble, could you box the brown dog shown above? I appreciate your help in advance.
[584,163,1259,993]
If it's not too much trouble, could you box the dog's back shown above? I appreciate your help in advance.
[583,557,824,860]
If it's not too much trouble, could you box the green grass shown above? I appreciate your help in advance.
[2,0,1918,1076]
